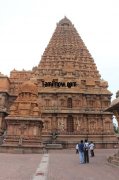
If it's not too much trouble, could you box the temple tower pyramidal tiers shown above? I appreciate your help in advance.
[0,17,117,150]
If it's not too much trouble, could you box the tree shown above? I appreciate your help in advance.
[113,123,119,133]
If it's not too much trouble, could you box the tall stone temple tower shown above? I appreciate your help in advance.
[0,17,117,150]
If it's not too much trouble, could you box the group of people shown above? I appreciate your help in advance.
[76,139,95,164]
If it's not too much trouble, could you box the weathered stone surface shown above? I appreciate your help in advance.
[0,81,44,152]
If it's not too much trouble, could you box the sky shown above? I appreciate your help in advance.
[0,0,119,102]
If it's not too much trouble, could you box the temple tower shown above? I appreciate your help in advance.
[0,17,117,149]
[31,17,116,148]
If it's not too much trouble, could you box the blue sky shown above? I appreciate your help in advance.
[0,0,119,102]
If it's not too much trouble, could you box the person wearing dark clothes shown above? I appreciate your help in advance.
[78,140,84,164]
[84,139,89,163]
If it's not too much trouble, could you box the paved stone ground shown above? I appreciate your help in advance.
[47,149,119,180]
[0,153,42,180]
[0,149,119,180]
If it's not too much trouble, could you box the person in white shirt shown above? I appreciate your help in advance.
[89,141,95,157]
[75,143,79,154]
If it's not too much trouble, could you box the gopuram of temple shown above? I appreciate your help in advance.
[0,17,118,152]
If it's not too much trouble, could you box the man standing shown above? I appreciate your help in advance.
[78,140,84,164]
[84,139,89,163]
[76,143,79,154]
[89,141,95,157]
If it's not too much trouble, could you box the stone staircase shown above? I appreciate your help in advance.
[107,150,119,166]
[46,143,63,150]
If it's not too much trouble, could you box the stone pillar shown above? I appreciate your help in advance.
[52,115,58,131]
[0,112,7,135]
